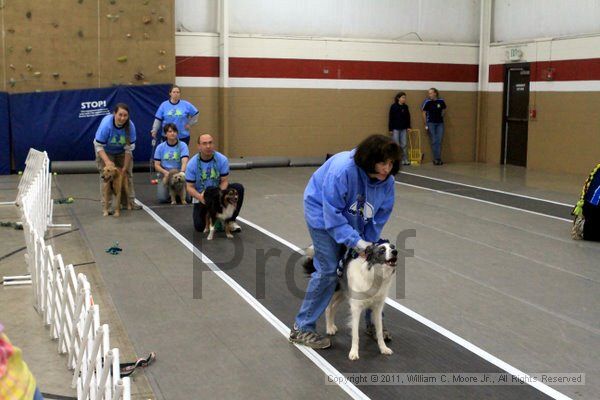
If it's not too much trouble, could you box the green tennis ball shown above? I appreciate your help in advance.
[18,171,23,175]
[53,172,57,175]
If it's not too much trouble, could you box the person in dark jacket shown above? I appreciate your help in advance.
[421,88,447,165]
[388,92,411,166]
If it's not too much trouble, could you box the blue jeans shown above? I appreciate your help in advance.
[392,129,409,163]
[294,227,376,331]
[34,387,44,400]
[426,122,444,161]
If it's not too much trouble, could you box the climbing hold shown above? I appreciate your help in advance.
[116,56,128,62]
[78,30,84,38]
[134,71,145,81]
[142,16,151,24]
[86,71,94,77]
[125,33,132,38]
[157,64,166,71]
[62,81,68,85]
[78,0,83,3]
[7,28,15,33]
[9,64,15,70]
[25,64,32,71]
[33,71,41,77]
[106,14,119,21]
[158,16,164,23]
[25,46,32,53]
[52,72,60,78]
[9,78,16,87]
[143,32,150,39]
[51,22,59,28]
[26,11,32,19]
[143,0,150,5]
[110,0,116,4]
[158,49,166,55]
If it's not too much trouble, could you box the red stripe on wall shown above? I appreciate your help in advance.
[489,58,600,82]
[176,56,219,77]
[229,58,478,82]
[176,56,478,82]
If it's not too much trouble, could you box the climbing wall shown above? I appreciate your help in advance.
[0,0,175,93]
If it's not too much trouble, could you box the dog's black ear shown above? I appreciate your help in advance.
[364,244,375,262]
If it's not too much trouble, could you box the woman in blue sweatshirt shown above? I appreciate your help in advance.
[290,134,400,349]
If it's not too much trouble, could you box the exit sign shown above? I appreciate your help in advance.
[508,48,523,61]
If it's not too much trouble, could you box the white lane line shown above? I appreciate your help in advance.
[235,216,572,400]
[395,181,572,223]
[399,171,573,207]
[136,200,369,400]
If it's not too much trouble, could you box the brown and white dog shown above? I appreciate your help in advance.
[203,186,239,240]
[303,242,398,360]
[163,169,187,205]
[101,165,131,217]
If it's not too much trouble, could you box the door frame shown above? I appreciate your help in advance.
[501,62,530,166]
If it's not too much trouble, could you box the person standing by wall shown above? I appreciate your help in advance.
[389,92,411,166]
[421,88,447,165]
[151,85,199,146]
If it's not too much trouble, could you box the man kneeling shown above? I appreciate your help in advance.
[185,133,244,234]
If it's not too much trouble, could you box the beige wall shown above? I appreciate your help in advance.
[479,90,600,175]
[183,87,478,163]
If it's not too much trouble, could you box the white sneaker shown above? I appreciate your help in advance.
[229,221,242,232]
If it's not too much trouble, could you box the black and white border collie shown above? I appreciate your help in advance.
[203,187,238,240]
[303,242,398,360]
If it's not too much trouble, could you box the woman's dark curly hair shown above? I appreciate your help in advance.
[354,134,401,176]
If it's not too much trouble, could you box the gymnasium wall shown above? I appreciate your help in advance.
[0,0,176,93]
[176,34,480,162]
[479,35,600,175]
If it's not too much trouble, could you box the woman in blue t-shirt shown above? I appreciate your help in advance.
[153,123,190,203]
[150,85,199,145]
[93,103,141,211]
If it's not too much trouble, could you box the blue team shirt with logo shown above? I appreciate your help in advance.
[185,151,229,195]
[94,114,137,154]
[153,140,190,170]
[155,100,199,139]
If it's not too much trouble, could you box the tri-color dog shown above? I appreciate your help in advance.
[303,241,398,360]
[203,187,239,240]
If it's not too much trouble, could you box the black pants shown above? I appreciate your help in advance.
[583,202,600,241]
[193,183,245,232]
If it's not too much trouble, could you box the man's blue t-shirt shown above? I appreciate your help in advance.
[154,140,189,171]
[185,151,229,199]
[155,100,199,139]
[94,114,137,154]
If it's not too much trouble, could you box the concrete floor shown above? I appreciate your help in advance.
[1,162,598,399]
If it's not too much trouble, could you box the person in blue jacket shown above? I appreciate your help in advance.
[153,123,190,203]
[94,103,141,211]
[289,134,400,349]
[421,87,447,165]
[151,85,199,145]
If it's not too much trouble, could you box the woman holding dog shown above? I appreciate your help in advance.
[290,134,400,349]
[94,103,141,211]
[154,123,190,203]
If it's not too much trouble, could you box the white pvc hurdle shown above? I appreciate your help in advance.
[17,149,131,400]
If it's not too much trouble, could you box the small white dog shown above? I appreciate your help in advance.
[303,242,398,360]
